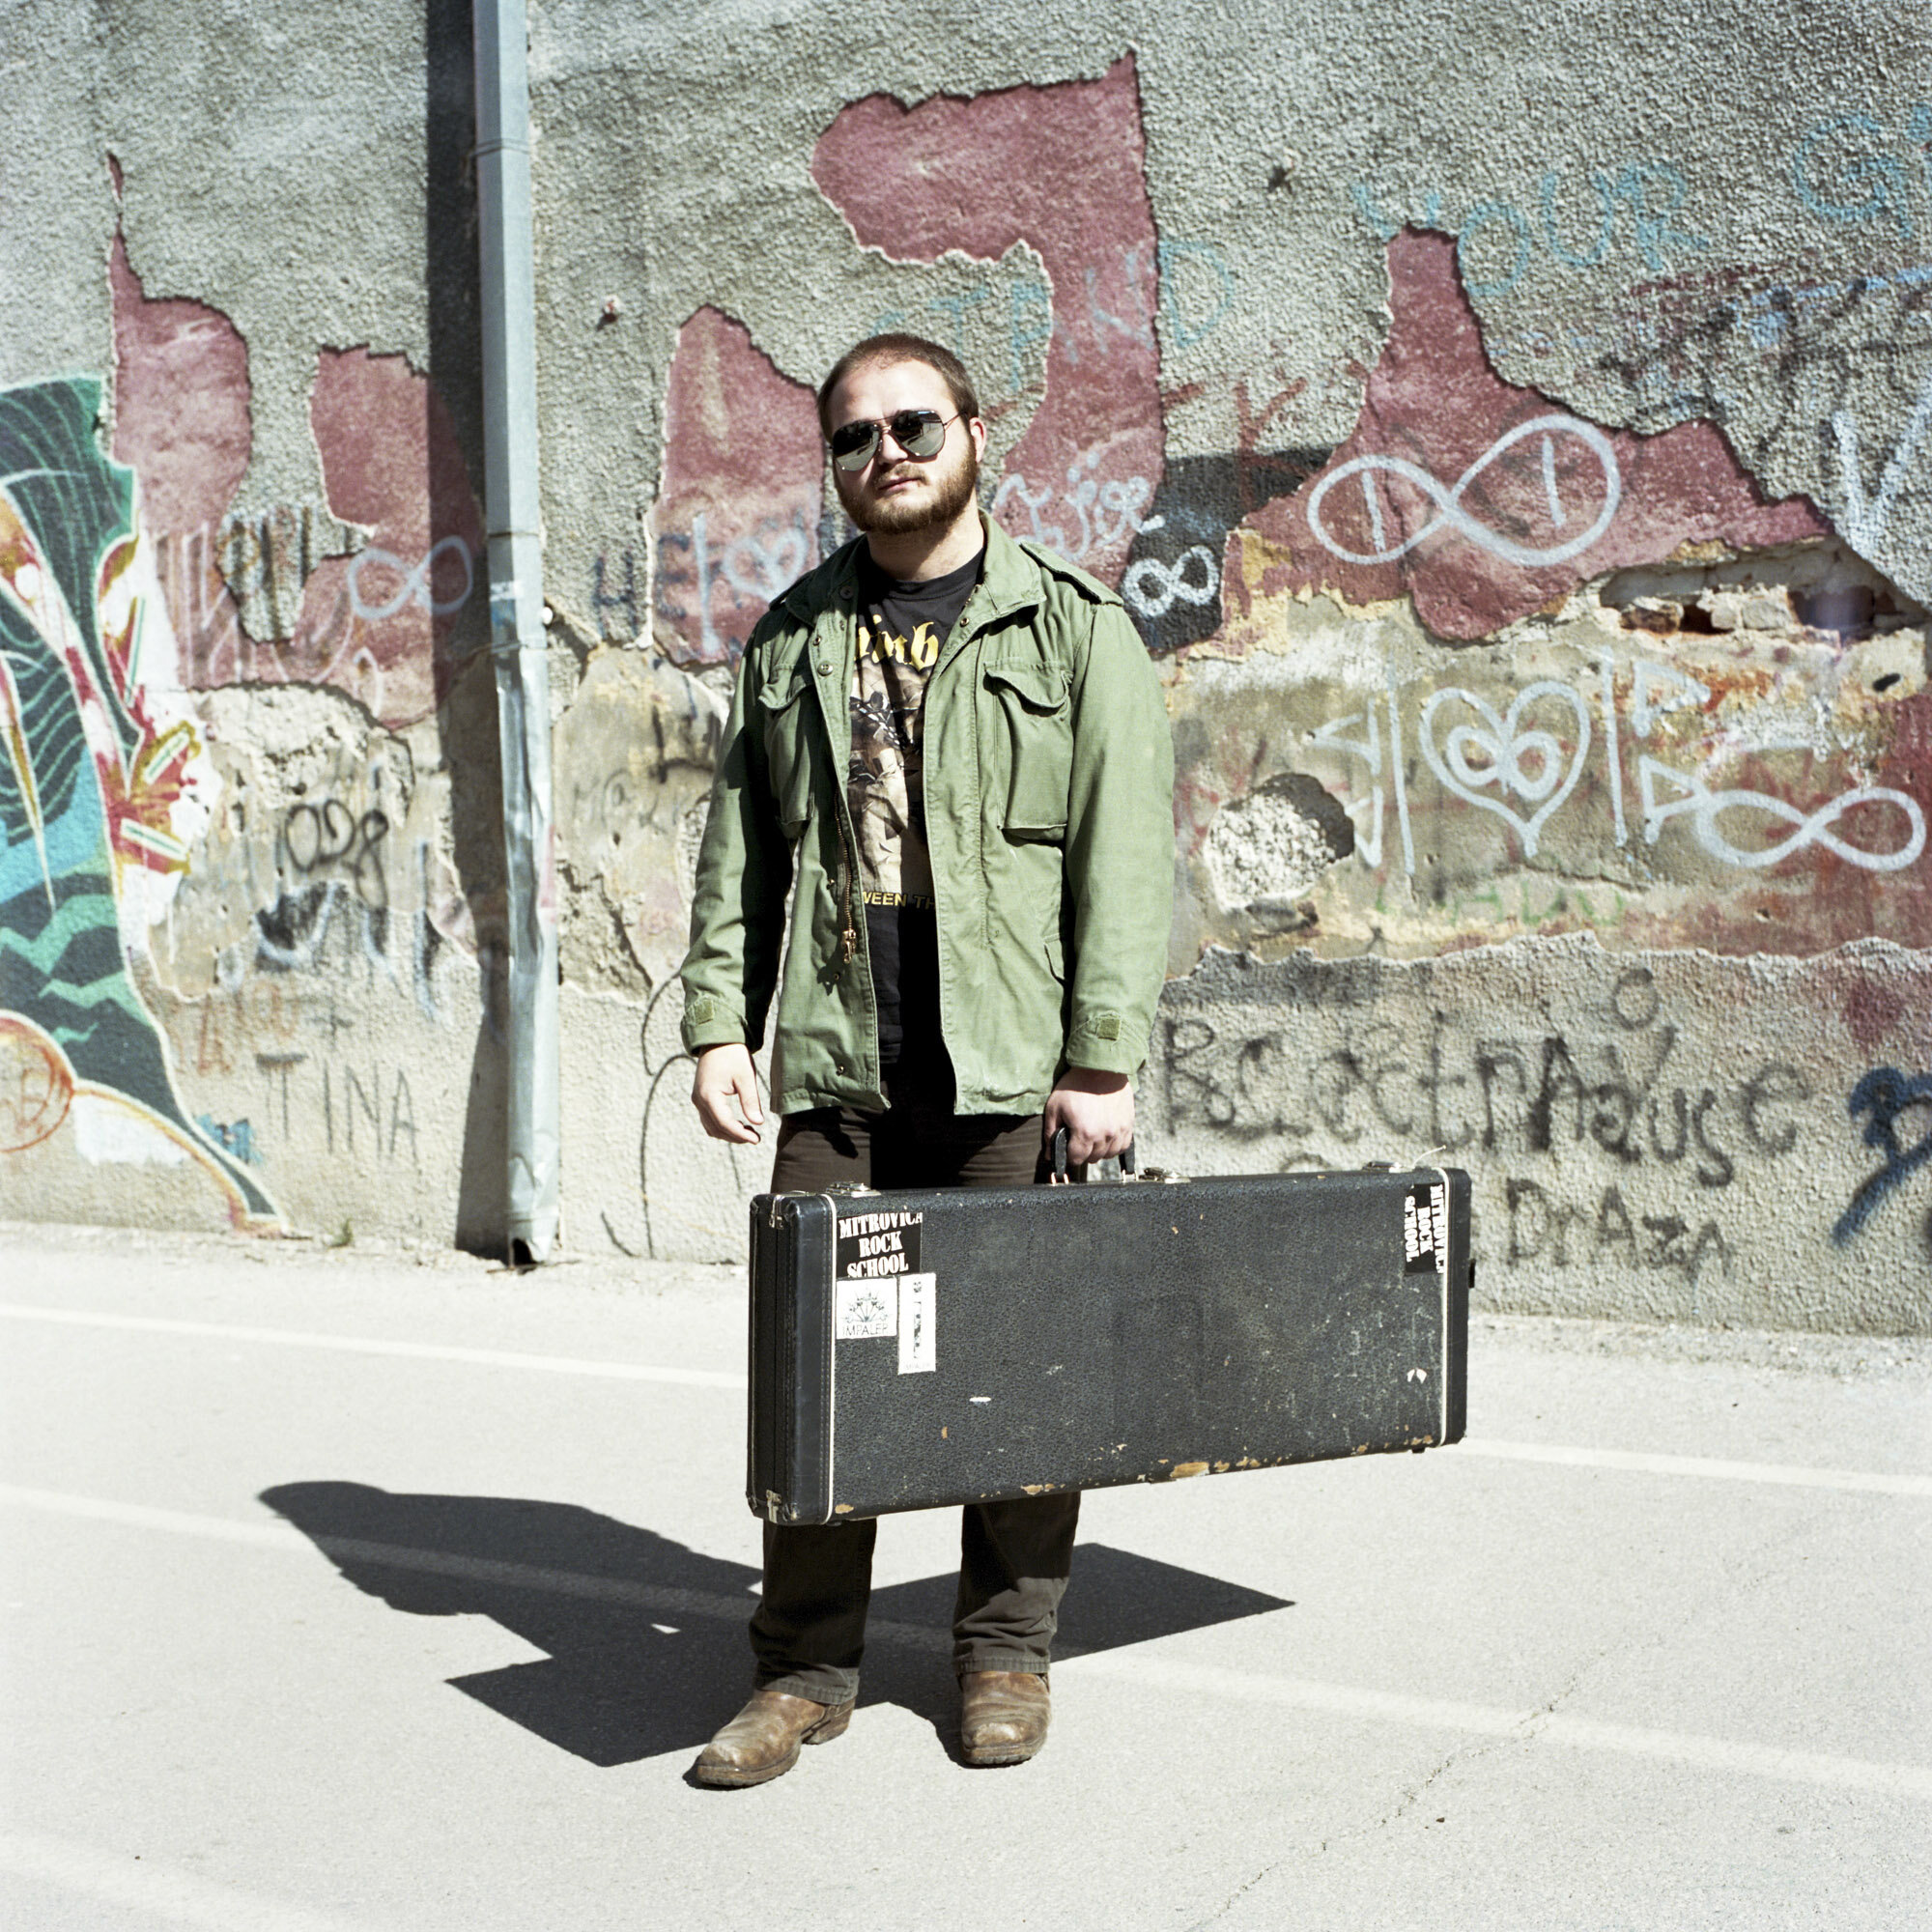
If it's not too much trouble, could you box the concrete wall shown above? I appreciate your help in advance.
[4,0,1930,1330]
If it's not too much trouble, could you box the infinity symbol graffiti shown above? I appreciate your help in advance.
[1122,545,1219,618]
[1639,758,1928,872]
[347,535,474,621]
[1307,414,1622,568]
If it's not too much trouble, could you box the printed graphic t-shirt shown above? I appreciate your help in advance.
[848,545,982,1067]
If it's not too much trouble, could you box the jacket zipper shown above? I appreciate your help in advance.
[838,822,859,964]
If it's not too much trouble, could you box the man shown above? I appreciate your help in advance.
[679,333,1173,1785]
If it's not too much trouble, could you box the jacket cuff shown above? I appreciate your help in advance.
[681,990,749,1056]
[1065,1011,1147,1078]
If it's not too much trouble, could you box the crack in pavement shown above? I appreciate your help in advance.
[1179,1499,1838,1929]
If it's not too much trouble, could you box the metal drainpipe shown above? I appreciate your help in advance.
[473,0,559,1263]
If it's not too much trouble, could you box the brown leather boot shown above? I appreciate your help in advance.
[691,1689,855,1788]
[958,1669,1050,1767]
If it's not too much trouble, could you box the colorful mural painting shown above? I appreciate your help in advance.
[0,376,276,1219]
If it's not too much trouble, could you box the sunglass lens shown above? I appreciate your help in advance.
[890,411,946,458]
[831,422,880,470]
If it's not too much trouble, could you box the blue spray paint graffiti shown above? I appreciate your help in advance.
[870,237,1234,390]
[1832,1066,1932,1244]
[1353,157,1709,297]
[1792,106,1932,244]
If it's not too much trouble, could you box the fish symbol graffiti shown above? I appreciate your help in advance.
[1307,415,1622,568]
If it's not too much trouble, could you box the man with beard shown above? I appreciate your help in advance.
[679,334,1173,1784]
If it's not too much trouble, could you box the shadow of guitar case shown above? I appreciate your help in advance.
[747,1162,1470,1525]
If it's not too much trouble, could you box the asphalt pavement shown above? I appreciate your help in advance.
[1,1221,1927,1931]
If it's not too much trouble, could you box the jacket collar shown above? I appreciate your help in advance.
[779,512,1043,631]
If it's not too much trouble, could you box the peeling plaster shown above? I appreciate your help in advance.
[8,0,1932,1322]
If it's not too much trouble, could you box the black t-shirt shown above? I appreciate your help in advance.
[847,545,982,1067]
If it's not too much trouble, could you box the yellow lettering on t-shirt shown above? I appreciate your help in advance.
[909,622,938,669]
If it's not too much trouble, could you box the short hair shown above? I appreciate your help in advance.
[816,333,981,440]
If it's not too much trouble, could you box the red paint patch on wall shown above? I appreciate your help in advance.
[110,234,253,699]
[1833,966,1909,1057]
[109,237,480,727]
[294,347,484,724]
[811,54,1162,585]
[652,306,821,667]
[1236,231,1826,639]
[110,236,250,531]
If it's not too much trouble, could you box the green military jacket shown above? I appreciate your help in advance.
[679,516,1176,1119]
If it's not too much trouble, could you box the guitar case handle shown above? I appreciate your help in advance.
[1049,1127,1137,1184]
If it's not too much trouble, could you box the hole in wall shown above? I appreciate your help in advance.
[1793,584,1876,639]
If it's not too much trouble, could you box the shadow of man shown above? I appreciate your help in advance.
[262,1482,1292,1768]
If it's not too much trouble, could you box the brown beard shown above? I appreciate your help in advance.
[835,438,980,535]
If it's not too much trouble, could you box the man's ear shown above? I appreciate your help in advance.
[968,415,988,458]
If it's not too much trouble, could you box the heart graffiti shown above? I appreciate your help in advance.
[720,515,810,604]
[1419,680,1591,857]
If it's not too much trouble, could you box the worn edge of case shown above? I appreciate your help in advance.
[749,1194,838,1527]
[1441,1167,1471,1445]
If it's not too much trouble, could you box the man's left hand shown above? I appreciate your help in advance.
[1043,1068,1135,1168]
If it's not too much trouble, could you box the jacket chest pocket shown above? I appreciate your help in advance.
[756,664,818,836]
[984,659,1072,839]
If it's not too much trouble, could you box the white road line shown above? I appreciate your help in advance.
[0,1302,746,1388]
[5,1484,1927,1801]
[0,1486,944,1652]
[0,1828,380,1932]
[1062,1654,1932,1801]
[1452,1437,1932,1497]
[6,1302,1925,1496]
[0,1486,310,1547]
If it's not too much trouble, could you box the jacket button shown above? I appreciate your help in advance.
[815,661,830,673]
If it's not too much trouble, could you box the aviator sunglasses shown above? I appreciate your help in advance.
[828,408,959,472]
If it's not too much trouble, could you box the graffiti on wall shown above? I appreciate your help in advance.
[1169,617,1932,964]
[1144,946,1930,1325]
[0,376,277,1218]
[1834,1065,1932,1243]
[1352,154,1712,297]
[648,307,824,666]
[1223,231,1826,640]
[812,53,1167,590]
[111,236,482,727]
[640,56,1269,662]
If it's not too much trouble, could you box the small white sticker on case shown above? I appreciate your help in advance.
[836,1280,897,1340]
[897,1273,936,1374]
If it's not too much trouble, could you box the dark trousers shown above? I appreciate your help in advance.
[750,1067,1082,1705]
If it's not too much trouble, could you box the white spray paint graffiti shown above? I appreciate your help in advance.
[992,450,1156,565]
[1310,707,1385,867]
[1832,366,1932,554]
[1122,545,1219,618]
[345,535,474,622]
[1304,653,1927,875]
[1638,760,1927,871]
[1419,681,1592,859]
[1306,415,1622,568]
